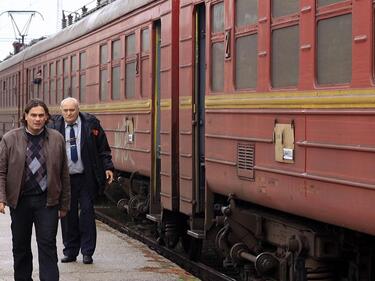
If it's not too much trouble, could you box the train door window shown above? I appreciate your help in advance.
[141,28,150,97]
[111,39,121,100]
[43,64,48,104]
[210,2,225,93]
[71,55,77,99]
[100,44,108,101]
[317,14,352,85]
[271,0,299,88]
[57,60,62,103]
[317,0,345,7]
[235,0,258,90]
[79,52,86,102]
[125,33,136,98]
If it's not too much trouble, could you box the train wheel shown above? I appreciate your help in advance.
[181,234,203,261]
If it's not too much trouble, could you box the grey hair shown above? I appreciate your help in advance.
[60,97,80,109]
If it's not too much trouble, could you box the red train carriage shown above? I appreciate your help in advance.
[1,0,375,280]
[179,0,375,280]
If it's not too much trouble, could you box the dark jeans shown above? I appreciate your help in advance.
[10,193,59,281]
[61,174,96,257]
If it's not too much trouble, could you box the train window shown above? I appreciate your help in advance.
[100,69,108,101]
[79,52,86,70]
[57,78,62,103]
[141,29,150,52]
[272,0,299,18]
[50,80,56,105]
[271,25,299,88]
[126,34,136,56]
[125,62,136,98]
[50,62,55,77]
[57,60,62,76]
[211,42,224,92]
[212,2,224,33]
[71,55,77,72]
[112,40,121,60]
[64,77,69,98]
[317,0,345,7]
[71,75,77,99]
[112,66,120,100]
[317,14,352,85]
[44,81,49,104]
[141,59,150,97]
[63,58,69,75]
[236,0,258,27]
[125,33,136,99]
[80,74,86,102]
[236,34,257,89]
[100,44,108,65]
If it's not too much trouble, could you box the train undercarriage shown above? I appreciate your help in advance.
[104,173,375,281]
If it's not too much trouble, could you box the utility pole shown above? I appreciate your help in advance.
[56,0,62,31]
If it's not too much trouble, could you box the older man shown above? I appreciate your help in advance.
[0,99,70,281]
[50,97,114,265]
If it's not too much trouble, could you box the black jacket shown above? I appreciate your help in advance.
[49,112,114,195]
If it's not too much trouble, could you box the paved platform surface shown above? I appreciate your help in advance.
[0,209,199,281]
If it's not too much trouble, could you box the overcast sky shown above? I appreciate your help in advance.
[0,0,94,61]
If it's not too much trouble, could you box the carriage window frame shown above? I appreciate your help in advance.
[315,2,352,86]
[210,1,225,93]
[270,1,300,89]
[63,57,70,99]
[234,0,258,91]
[124,33,137,99]
[111,38,122,101]
[100,43,109,101]
[141,27,150,97]
[79,51,86,102]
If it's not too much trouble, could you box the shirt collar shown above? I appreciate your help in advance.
[25,127,45,136]
[64,116,81,128]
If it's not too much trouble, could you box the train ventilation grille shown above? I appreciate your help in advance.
[237,143,255,180]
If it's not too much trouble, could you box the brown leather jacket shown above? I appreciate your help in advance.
[0,127,70,211]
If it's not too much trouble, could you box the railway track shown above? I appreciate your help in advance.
[95,207,237,281]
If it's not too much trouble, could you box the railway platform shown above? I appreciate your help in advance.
[0,210,199,281]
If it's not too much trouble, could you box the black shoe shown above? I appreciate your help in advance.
[83,255,93,264]
[61,256,77,263]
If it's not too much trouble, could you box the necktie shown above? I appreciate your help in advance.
[69,124,78,163]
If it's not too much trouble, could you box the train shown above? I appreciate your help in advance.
[1,0,375,280]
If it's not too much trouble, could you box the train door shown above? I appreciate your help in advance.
[187,3,206,238]
[194,3,206,216]
[148,20,162,218]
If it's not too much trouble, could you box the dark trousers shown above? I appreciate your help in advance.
[61,174,96,257]
[10,193,59,281]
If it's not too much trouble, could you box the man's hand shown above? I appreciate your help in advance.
[59,210,68,219]
[0,202,6,214]
[105,170,114,184]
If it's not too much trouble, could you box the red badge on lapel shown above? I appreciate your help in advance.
[92,129,99,136]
